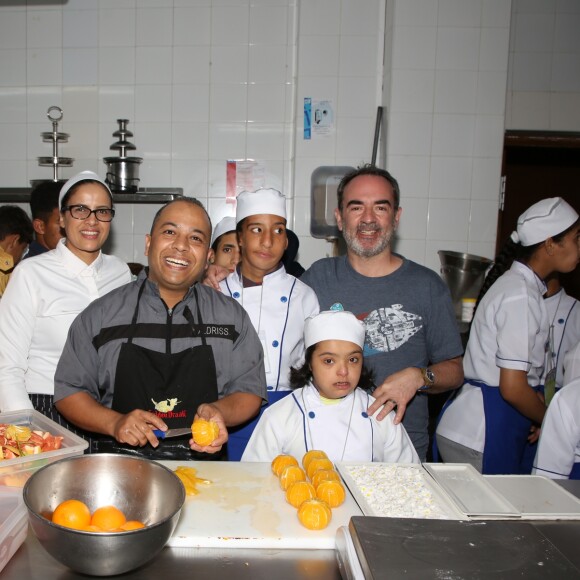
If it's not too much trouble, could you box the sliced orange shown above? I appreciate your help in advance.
[316,479,346,507]
[271,454,299,476]
[302,450,328,472]
[297,499,332,530]
[311,469,341,489]
[191,419,220,446]
[285,480,317,508]
[306,457,334,480]
[279,465,306,490]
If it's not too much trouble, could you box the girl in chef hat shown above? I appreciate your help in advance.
[436,197,580,475]
[209,216,240,273]
[241,309,420,464]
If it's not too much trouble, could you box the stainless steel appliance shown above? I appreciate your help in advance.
[103,119,143,193]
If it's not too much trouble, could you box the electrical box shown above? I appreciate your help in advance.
[310,165,354,239]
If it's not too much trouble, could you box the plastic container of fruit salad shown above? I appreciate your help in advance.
[0,486,27,573]
[0,409,88,487]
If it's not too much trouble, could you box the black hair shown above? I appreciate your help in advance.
[29,181,62,221]
[60,179,113,210]
[0,205,34,244]
[289,345,375,391]
[211,229,236,253]
[150,197,212,237]
[474,217,580,314]
[337,163,400,211]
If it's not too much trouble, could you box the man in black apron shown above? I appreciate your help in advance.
[54,198,267,460]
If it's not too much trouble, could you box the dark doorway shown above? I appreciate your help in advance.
[499,131,580,299]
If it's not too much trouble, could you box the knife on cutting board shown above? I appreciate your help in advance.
[152,428,192,439]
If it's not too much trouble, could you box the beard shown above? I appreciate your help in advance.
[342,220,395,258]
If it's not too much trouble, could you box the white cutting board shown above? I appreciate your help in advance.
[159,460,363,549]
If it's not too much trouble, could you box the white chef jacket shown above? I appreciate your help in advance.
[0,238,131,412]
[542,289,580,390]
[220,265,319,390]
[437,261,549,452]
[532,379,580,479]
[241,383,420,464]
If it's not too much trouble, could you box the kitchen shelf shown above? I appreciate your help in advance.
[0,187,183,204]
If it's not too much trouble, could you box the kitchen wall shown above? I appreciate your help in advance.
[0,0,579,271]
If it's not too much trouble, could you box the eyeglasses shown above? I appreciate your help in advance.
[64,205,115,222]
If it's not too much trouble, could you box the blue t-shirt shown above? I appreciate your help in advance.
[301,254,463,460]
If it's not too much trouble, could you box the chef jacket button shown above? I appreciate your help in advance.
[308,411,315,418]
[558,318,565,324]
[233,292,240,299]
[361,412,369,418]
[272,340,279,347]
[280,296,288,303]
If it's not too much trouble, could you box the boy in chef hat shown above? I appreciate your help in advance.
[209,216,240,273]
[241,309,419,464]
[221,188,320,460]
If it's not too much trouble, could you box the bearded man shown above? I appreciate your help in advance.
[301,164,464,460]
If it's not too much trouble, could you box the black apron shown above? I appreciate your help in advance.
[92,283,223,460]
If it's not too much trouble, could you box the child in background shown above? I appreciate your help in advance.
[209,216,240,273]
[242,310,419,464]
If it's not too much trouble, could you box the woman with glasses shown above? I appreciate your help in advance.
[0,171,131,429]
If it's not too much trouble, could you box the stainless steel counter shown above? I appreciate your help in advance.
[2,532,341,579]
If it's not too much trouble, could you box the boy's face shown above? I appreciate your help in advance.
[35,207,64,251]
[310,339,363,399]
[237,213,287,282]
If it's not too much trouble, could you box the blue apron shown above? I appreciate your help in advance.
[473,379,537,474]
[227,390,291,461]
[571,463,580,480]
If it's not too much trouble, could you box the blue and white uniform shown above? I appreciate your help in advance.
[436,261,548,474]
[533,377,580,480]
[241,383,419,464]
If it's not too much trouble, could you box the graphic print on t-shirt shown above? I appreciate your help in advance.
[361,305,422,355]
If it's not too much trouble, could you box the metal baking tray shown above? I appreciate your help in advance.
[485,475,580,519]
[336,463,464,520]
[423,463,520,517]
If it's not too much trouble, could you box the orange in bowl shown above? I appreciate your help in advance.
[285,480,317,508]
[52,499,91,530]
[90,505,127,531]
[191,419,219,446]
[297,499,332,530]
[271,454,299,476]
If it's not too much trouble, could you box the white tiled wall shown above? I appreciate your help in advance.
[0,0,578,272]
[505,0,580,131]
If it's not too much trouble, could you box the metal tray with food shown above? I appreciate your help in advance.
[422,463,520,518]
[336,463,464,520]
[484,475,580,519]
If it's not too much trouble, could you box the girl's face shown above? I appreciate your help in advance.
[213,231,240,272]
[310,339,363,399]
[551,224,580,274]
[59,182,113,265]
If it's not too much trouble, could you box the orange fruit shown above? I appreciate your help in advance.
[306,457,334,480]
[285,481,316,508]
[83,524,107,533]
[311,469,341,489]
[279,465,306,490]
[120,520,146,531]
[271,454,299,476]
[302,450,328,471]
[52,499,91,530]
[90,505,127,531]
[297,499,332,530]
[191,419,220,446]
[316,480,346,507]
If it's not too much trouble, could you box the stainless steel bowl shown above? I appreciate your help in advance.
[23,454,185,576]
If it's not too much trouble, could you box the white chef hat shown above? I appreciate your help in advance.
[304,310,366,350]
[510,197,579,247]
[236,188,287,224]
[211,216,236,246]
[58,170,112,209]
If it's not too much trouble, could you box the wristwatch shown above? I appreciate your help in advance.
[418,367,435,392]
